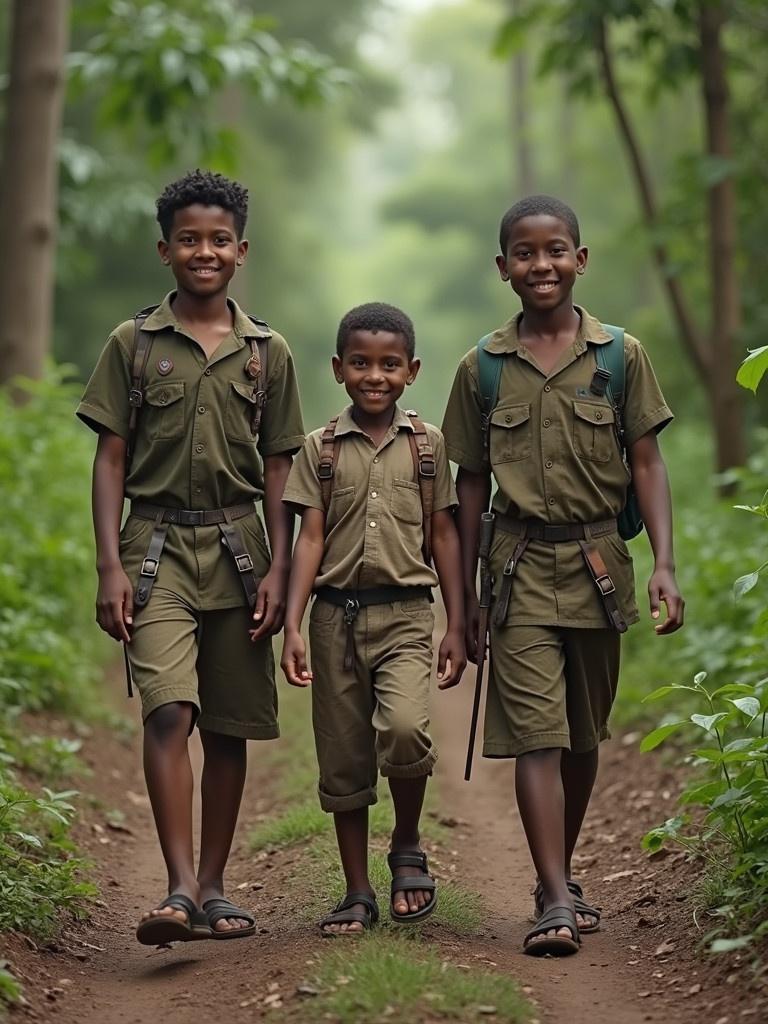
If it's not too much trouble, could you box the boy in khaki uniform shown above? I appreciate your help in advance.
[442,195,684,956]
[281,303,466,935]
[77,170,303,945]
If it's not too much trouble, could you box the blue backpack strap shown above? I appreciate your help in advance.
[477,333,504,455]
[594,324,625,409]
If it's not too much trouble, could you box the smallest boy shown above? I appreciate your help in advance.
[281,302,466,935]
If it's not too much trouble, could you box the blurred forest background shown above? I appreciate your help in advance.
[1,0,768,970]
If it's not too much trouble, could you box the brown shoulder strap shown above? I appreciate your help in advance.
[317,416,340,510]
[126,306,159,469]
[405,411,436,565]
[246,337,270,438]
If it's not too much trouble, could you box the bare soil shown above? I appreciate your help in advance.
[2,671,766,1024]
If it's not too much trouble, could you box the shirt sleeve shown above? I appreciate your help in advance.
[440,350,488,473]
[257,332,305,457]
[282,431,325,511]
[622,336,673,446]
[427,426,458,511]
[75,326,133,439]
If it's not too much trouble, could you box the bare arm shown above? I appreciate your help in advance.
[431,508,467,689]
[251,452,295,638]
[280,506,326,686]
[629,432,684,634]
[455,467,492,661]
[93,430,133,642]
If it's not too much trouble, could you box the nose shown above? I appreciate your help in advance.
[365,367,385,383]
[532,251,552,272]
[196,239,215,259]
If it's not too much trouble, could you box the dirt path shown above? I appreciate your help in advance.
[5,665,764,1024]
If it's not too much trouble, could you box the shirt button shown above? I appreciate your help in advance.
[371,491,378,498]
[369,521,377,528]
[195,444,204,453]
[543,418,551,427]
[198,405,205,414]
[195,487,202,494]
[505,414,512,423]
[159,392,167,404]
[596,411,603,420]
[544,384,551,392]
[545,460,553,469]
[204,368,212,376]
[373,457,379,463]
[548,497,556,505]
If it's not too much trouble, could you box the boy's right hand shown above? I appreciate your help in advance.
[96,565,134,643]
[281,629,313,687]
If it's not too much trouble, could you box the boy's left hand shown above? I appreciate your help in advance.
[249,566,288,639]
[648,567,684,634]
[436,630,467,690]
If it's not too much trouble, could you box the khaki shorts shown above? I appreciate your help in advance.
[308,596,438,813]
[125,587,278,739]
[484,624,620,757]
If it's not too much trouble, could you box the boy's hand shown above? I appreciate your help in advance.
[96,565,134,643]
[464,591,481,664]
[436,629,467,689]
[250,565,288,639]
[648,567,684,634]
[280,630,313,687]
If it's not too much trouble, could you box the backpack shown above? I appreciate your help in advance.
[316,410,436,564]
[476,324,643,540]
[126,305,270,469]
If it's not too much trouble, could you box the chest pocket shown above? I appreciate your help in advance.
[573,401,616,463]
[489,403,532,465]
[391,478,422,524]
[327,486,355,529]
[143,382,185,440]
[226,381,261,443]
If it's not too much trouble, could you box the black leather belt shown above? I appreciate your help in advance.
[130,501,254,526]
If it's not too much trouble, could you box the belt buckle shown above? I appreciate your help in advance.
[140,557,159,578]
[235,553,254,573]
[595,574,616,596]
[343,598,360,624]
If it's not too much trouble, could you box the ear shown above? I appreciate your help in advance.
[495,254,510,282]
[575,245,588,275]
[406,357,421,385]
[236,239,249,267]
[331,354,344,384]
[157,239,170,265]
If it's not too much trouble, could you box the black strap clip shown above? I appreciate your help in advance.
[589,367,611,397]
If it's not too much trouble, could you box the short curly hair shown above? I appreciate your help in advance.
[156,169,249,240]
[499,194,580,255]
[336,302,416,360]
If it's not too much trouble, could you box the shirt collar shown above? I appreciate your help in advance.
[483,305,612,355]
[333,404,415,438]
[141,293,272,344]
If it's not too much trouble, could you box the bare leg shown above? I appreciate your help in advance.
[515,748,574,946]
[323,808,373,935]
[388,775,432,916]
[197,729,248,933]
[140,702,199,924]
[561,745,599,928]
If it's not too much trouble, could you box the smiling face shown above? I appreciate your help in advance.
[157,203,247,298]
[332,329,419,420]
[496,213,587,312]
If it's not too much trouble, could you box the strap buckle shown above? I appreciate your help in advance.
[140,557,159,578]
[235,553,254,573]
[317,461,334,480]
[595,574,616,596]
[181,510,204,526]
[128,388,144,408]
[418,456,436,478]
[343,598,360,624]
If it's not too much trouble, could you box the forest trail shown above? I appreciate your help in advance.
[6,659,760,1024]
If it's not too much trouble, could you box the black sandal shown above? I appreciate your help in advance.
[202,898,257,939]
[135,893,211,946]
[533,879,601,934]
[387,850,437,923]
[319,892,379,937]
[523,903,580,957]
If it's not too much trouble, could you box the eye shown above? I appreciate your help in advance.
[551,246,566,256]
[515,249,531,259]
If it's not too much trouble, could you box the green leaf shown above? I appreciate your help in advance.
[728,697,761,720]
[710,787,746,810]
[709,936,753,953]
[640,722,686,752]
[693,671,708,686]
[642,685,678,702]
[690,712,728,733]
[733,572,760,600]
[736,346,768,393]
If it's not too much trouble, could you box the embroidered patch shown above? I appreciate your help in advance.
[245,354,261,380]
[157,358,173,376]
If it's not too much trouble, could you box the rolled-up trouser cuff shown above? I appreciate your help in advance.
[318,784,378,814]
[379,747,437,779]
[483,731,570,758]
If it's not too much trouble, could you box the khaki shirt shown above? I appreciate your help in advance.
[77,293,305,610]
[283,405,457,590]
[441,307,673,628]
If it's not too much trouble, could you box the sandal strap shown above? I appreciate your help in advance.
[159,893,196,919]
[525,903,579,944]
[202,898,255,927]
[387,850,428,871]
[390,874,436,895]
[566,880,600,920]
[566,879,584,899]
[322,892,379,928]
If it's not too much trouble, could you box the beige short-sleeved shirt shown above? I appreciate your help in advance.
[283,405,457,590]
[441,307,673,628]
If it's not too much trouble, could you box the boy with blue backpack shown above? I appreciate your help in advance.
[441,195,684,956]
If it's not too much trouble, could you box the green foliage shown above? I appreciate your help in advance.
[737,345,768,395]
[0,963,20,1008]
[295,932,531,1024]
[640,671,768,951]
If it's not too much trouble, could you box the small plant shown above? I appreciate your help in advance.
[641,671,768,951]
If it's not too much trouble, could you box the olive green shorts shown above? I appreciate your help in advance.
[125,587,278,739]
[308,596,438,813]
[484,625,620,757]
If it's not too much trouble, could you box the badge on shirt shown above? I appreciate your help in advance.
[157,358,173,376]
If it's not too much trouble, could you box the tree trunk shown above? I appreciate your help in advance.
[0,0,70,392]
[698,1,746,472]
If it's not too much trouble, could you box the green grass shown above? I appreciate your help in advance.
[287,932,531,1024]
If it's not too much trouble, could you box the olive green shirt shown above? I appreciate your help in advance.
[283,406,457,590]
[77,293,304,611]
[441,307,673,628]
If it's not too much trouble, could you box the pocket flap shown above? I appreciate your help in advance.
[490,403,530,429]
[144,381,185,407]
[573,401,614,426]
[230,380,259,404]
